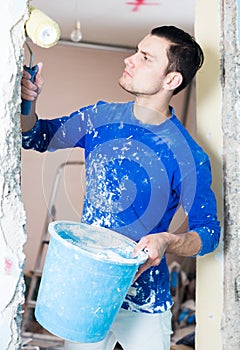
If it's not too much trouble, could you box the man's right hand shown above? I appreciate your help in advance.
[21,62,44,102]
[21,62,44,132]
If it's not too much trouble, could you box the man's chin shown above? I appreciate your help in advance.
[118,80,136,96]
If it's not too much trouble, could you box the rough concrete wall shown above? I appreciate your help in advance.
[0,1,27,349]
[221,0,240,348]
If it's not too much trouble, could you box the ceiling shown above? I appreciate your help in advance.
[31,0,196,49]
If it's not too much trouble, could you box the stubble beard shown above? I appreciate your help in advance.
[118,79,138,96]
[118,77,160,97]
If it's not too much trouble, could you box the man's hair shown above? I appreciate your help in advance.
[151,26,204,95]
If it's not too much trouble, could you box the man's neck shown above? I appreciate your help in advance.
[133,99,172,125]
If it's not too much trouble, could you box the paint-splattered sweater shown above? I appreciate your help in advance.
[22,101,221,314]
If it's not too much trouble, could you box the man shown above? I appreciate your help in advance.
[21,26,220,350]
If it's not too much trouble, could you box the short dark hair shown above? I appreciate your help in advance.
[151,26,204,95]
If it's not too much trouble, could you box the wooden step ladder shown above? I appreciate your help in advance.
[22,161,85,333]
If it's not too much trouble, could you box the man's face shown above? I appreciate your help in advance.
[119,35,170,96]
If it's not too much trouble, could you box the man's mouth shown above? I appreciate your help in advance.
[123,70,132,78]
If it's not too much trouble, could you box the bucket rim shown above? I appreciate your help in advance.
[48,220,147,266]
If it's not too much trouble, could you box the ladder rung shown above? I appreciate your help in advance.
[26,300,36,308]
[42,240,49,244]
[32,270,42,277]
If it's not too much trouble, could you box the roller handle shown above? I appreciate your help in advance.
[21,64,39,116]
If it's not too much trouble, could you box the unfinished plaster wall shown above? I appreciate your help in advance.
[221,0,240,348]
[196,0,240,348]
[0,1,27,349]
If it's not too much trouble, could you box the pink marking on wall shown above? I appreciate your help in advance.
[4,258,13,274]
[126,0,160,12]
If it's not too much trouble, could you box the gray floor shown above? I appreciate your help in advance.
[22,332,64,349]
[22,321,194,349]
[22,332,123,350]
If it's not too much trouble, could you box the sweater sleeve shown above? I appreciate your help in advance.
[180,157,221,256]
[22,101,108,152]
[22,109,87,152]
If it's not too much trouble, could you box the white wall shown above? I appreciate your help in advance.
[0,1,27,348]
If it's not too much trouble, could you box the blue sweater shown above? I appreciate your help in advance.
[22,101,220,313]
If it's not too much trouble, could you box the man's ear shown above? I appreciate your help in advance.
[163,72,183,92]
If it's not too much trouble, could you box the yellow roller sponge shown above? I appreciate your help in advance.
[25,6,61,48]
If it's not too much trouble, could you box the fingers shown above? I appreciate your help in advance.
[22,68,31,80]
[133,259,152,282]
[21,77,38,101]
[132,233,168,282]
[37,62,43,75]
[35,62,44,94]
[35,62,44,89]
[21,62,44,101]
[133,256,160,282]
[133,249,160,283]
[132,236,149,257]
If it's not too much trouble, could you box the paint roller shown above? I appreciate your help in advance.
[21,6,61,115]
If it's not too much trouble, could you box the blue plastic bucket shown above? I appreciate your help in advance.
[35,221,147,343]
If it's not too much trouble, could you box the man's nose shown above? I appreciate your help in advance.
[124,53,136,68]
